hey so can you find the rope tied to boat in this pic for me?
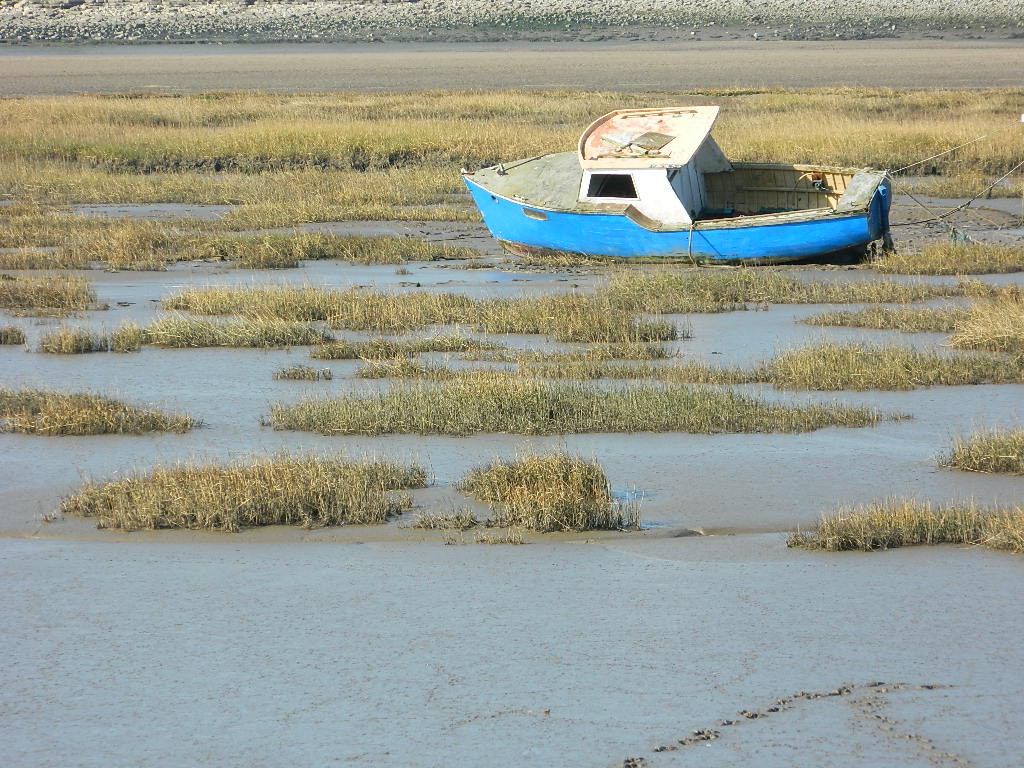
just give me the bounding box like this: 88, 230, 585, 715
890, 135, 989, 175
889, 157, 1024, 228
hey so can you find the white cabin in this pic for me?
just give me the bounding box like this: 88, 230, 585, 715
576, 106, 733, 226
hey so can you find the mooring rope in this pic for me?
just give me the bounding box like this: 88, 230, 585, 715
890, 157, 1024, 228
890, 135, 989, 175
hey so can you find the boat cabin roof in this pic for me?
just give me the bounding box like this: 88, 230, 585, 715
578, 106, 720, 169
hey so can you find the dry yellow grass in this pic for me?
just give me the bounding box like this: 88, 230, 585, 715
0, 248, 89, 270
144, 315, 332, 348
268, 374, 891, 435
764, 342, 1024, 390
0, 324, 27, 344
457, 452, 637, 532
1, 89, 1018, 176
943, 428, 1024, 475
872, 243, 1024, 276
603, 270, 965, 314
311, 334, 497, 360
61, 454, 427, 531
0, 273, 97, 313
354, 342, 1022, 392
949, 294, 1024, 355
1, 89, 1020, 230
273, 364, 333, 381
164, 285, 678, 343
37, 327, 110, 354
0, 388, 196, 435
789, 498, 1024, 553
803, 306, 967, 333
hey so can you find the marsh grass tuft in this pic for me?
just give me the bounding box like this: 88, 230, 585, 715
806, 295, 1024, 354
406, 508, 479, 531
0, 388, 196, 436
37, 326, 110, 354
949, 294, 1024, 355
803, 306, 967, 333
311, 334, 497, 360
603, 270, 963, 314
356, 358, 755, 385
274, 364, 333, 381
269, 375, 890, 436
0, 325, 26, 344
194, 233, 474, 269
165, 285, 678, 343
0, 248, 89, 270
943, 428, 1024, 475
764, 342, 1024, 390
61, 219, 180, 271
464, 342, 675, 363
788, 499, 1024, 554
457, 453, 635, 532
872, 243, 1024, 276
60, 454, 428, 531
145, 314, 332, 348
473, 527, 526, 545
0, 273, 97, 313
110, 322, 148, 352
295, 235, 478, 264
356, 358, 458, 380
164, 271, 982, 348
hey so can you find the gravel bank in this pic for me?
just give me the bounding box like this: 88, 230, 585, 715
1, 0, 1022, 44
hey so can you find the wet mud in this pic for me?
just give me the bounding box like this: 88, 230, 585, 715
2, 537, 1021, 767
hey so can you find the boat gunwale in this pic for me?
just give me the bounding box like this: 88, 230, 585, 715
463, 173, 874, 233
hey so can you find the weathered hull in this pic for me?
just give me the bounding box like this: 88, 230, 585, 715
464, 175, 891, 263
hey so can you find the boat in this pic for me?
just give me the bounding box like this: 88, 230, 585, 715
462, 106, 893, 263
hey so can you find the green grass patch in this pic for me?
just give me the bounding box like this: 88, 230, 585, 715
145, 315, 332, 348
61, 454, 427, 531
268, 376, 892, 436
764, 342, 1024, 390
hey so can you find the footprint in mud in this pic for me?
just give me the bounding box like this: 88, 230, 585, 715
848, 690, 970, 768
646, 681, 956, 758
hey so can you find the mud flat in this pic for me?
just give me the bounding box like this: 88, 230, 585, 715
2, 536, 1023, 767
2, 39, 1024, 94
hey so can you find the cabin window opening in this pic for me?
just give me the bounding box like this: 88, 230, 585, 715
587, 173, 638, 199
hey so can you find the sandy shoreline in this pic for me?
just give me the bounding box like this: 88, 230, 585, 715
2, 38, 1022, 93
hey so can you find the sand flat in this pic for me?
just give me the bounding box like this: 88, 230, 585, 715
1, 40, 1022, 94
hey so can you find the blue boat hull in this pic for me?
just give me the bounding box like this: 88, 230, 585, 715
465, 176, 891, 263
